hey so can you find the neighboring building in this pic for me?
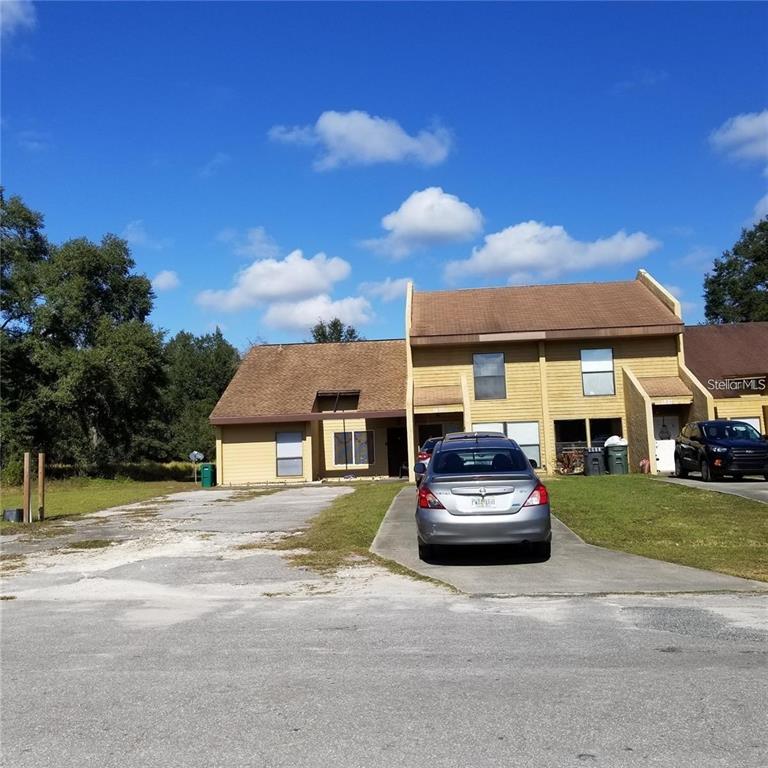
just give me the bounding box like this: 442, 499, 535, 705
210, 340, 407, 485
211, 270, 759, 484
683, 322, 768, 434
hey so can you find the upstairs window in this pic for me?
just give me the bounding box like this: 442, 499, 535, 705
473, 352, 506, 400
581, 348, 615, 396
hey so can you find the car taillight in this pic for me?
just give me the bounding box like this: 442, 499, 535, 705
523, 483, 549, 507
418, 485, 445, 509
417, 451, 430, 461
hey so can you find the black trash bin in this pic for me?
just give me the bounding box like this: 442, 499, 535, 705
583, 448, 606, 476
3, 508, 23, 523
605, 445, 629, 475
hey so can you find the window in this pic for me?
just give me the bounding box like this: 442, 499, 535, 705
472, 421, 541, 467
334, 430, 375, 465
432, 447, 529, 475
581, 348, 615, 396
276, 432, 303, 477
473, 353, 506, 400
588, 418, 622, 447
354, 431, 375, 464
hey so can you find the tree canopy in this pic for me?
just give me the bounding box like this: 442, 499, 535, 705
1, 190, 239, 479
704, 218, 768, 323
310, 317, 363, 342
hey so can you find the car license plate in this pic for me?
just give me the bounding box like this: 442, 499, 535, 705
471, 496, 496, 508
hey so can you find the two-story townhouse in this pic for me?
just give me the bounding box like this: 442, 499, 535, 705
403, 270, 710, 478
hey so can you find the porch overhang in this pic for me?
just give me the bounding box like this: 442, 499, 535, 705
637, 376, 693, 405
413, 385, 464, 415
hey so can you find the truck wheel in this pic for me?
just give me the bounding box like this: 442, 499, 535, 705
674, 456, 688, 478
700, 460, 712, 482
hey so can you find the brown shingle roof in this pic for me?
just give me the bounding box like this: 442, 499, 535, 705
411, 279, 682, 341
638, 376, 692, 398
211, 339, 406, 423
414, 385, 463, 407
684, 323, 768, 399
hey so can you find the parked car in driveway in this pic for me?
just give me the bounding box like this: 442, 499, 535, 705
415, 437, 442, 485
413, 434, 551, 561
675, 419, 768, 481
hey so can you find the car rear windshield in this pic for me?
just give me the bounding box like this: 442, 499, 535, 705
432, 448, 529, 474
703, 422, 762, 441
421, 438, 441, 451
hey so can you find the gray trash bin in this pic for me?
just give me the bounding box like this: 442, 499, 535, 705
3, 508, 23, 523
583, 448, 606, 476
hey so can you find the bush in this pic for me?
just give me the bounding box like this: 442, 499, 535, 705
1, 457, 24, 486
44, 461, 201, 482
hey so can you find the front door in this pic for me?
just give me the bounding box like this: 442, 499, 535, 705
386, 427, 407, 477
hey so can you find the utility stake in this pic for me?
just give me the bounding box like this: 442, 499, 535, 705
38, 452, 46, 521
23, 452, 32, 524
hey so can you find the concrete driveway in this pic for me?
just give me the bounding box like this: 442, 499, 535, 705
661, 475, 768, 504
372, 487, 768, 595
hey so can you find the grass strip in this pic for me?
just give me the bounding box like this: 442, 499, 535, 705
549, 475, 768, 582
273, 482, 407, 572
1, 478, 195, 532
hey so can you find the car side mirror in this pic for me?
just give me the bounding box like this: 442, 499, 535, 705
529, 458, 538, 468
414, 462, 427, 475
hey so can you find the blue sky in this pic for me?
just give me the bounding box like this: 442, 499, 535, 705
3, 1, 767, 349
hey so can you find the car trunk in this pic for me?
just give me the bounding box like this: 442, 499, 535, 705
430, 474, 537, 515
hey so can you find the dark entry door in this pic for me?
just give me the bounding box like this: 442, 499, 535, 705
386, 427, 408, 477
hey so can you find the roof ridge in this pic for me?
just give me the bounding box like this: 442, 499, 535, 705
414, 279, 639, 297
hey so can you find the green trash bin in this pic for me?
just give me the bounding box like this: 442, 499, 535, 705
604, 445, 628, 475
200, 463, 216, 488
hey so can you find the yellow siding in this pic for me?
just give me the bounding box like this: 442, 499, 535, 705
219, 422, 312, 485
319, 417, 401, 478
714, 397, 768, 432
623, 368, 656, 473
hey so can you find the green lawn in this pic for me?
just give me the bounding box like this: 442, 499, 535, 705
275, 481, 407, 572
1, 477, 196, 532
548, 475, 768, 582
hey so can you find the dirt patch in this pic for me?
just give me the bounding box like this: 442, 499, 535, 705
67, 539, 114, 550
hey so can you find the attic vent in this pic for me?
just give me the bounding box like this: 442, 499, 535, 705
314, 390, 360, 412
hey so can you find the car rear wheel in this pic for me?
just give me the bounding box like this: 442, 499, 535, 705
532, 540, 551, 560
418, 540, 435, 563
674, 455, 688, 478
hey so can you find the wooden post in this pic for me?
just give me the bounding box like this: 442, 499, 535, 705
22, 452, 32, 524
38, 452, 46, 522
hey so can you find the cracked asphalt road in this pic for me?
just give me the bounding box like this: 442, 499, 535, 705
2, 486, 766, 767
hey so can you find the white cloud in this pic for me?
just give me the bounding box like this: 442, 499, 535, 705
269, 110, 451, 170
359, 277, 411, 302
673, 246, 716, 270
151, 270, 180, 292
709, 110, 768, 164
445, 221, 661, 283
233, 227, 279, 259
196, 249, 351, 312
263, 294, 372, 331
1, 0, 36, 38
363, 187, 483, 259
120, 220, 171, 250
753, 192, 768, 222
199, 151, 231, 178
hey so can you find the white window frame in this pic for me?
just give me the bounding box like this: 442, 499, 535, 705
276, 432, 303, 477
473, 352, 507, 400
333, 430, 375, 466
580, 348, 615, 397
